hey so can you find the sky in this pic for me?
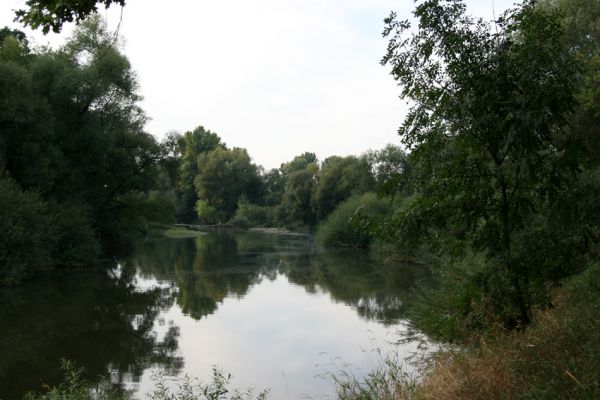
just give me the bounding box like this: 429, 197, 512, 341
1, 0, 516, 169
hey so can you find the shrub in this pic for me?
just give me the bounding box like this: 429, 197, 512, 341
316, 192, 391, 248
195, 199, 224, 225
229, 197, 268, 228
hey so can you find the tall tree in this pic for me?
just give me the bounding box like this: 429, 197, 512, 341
382, 0, 579, 327
178, 126, 223, 222
194, 147, 262, 220
313, 155, 375, 220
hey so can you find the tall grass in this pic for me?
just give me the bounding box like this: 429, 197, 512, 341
333, 263, 600, 400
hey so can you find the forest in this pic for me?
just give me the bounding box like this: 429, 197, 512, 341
1, 0, 599, 398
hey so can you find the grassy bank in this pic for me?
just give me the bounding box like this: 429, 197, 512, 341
335, 263, 600, 400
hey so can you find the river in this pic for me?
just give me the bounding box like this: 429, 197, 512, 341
0, 230, 425, 399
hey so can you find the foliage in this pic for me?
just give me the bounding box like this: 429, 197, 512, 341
279, 152, 317, 176
178, 127, 224, 223
228, 197, 269, 229
149, 368, 269, 400
0, 177, 53, 285
0, 27, 28, 48
381, 0, 583, 328
15, 0, 126, 34
316, 193, 391, 248
23, 362, 268, 400
0, 16, 168, 283
194, 147, 263, 220
313, 156, 375, 220
330, 349, 417, 400
364, 144, 411, 193
195, 199, 224, 225
278, 164, 319, 227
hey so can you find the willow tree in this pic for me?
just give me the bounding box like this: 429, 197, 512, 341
382, 0, 579, 328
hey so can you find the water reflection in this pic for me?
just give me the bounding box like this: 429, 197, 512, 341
0, 265, 182, 399
0, 230, 424, 399
132, 231, 422, 325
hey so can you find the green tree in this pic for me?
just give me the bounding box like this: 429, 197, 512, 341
280, 152, 318, 176
279, 161, 319, 227
194, 147, 262, 220
0, 16, 168, 282
15, 0, 126, 34
364, 144, 411, 193
382, 0, 580, 328
313, 155, 375, 220
178, 126, 223, 222
261, 168, 285, 206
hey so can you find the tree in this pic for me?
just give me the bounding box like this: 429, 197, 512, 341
0, 27, 28, 48
364, 144, 411, 193
178, 126, 223, 222
313, 155, 375, 220
280, 152, 318, 176
194, 147, 262, 220
15, 0, 126, 34
382, 0, 579, 327
0, 16, 167, 283
279, 158, 319, 227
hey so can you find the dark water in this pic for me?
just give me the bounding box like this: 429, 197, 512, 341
0, 230, 424, 399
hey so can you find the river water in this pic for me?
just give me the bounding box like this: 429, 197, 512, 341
0, 230, 425, 399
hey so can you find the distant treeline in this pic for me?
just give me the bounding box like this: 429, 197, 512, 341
160, 125, 408, 233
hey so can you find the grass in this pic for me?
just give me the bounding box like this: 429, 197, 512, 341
163, 226, 206, 239
333, 263, 600, 400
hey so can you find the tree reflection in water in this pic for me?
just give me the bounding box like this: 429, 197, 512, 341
132, 231, 425, 324
0, 230, 425, 399
0, 264, 182, 399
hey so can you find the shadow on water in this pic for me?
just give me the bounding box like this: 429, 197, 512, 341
0, 230, 425, 399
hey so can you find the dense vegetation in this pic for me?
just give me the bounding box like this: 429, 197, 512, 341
2, 0, 600, 398
0, 15, 405, 285
0, 17, 174, 285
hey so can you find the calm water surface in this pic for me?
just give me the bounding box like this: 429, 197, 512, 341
0, 230, 425, 399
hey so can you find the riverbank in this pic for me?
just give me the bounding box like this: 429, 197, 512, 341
335, 263, 600, 399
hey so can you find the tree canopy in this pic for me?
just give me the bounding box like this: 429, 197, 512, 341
15, 0, 126, 34
380, 0, 586, 328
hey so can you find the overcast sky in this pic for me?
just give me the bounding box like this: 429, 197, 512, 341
1, 0, 516, 169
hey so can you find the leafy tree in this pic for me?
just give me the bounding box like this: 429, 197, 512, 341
381, 0, 580, 328
0, 16, 168, 283
194, 147, 262, 220
0, 27, 28, 48
15, 0, 126, 34
261, 168, 285, 206
313, 155, 375, 220
280, 152, 318, 176
364, 144, 411, 193
279, 161, 319, 227
178, 126, 223, 222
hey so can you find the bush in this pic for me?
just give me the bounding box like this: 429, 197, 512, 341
0, 177, 54, 285
229, 197, 268, 228
195, 199, 225, 225
316, 192, 391, 248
